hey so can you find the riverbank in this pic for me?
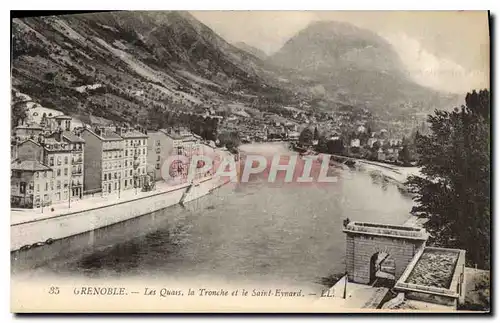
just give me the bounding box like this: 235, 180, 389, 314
11, 175, 232, 252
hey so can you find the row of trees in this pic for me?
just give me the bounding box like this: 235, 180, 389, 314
146, 106, 219, 142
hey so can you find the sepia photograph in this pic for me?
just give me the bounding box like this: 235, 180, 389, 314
9, 8, 491, 313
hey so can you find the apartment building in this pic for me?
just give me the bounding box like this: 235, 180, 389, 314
121, 130, 148, 191
146, 130, 174, 181
15, 136, 73, 205
62, 131, 85, 199
146, 128, 205, 182
80, 127, 124, 196
42, 137, 73, 203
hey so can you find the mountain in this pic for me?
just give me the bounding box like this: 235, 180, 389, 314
268, 20, 460, 117
11, 11, 296, 127
233, 42, 267, 60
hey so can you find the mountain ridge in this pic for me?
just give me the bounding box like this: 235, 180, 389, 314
268, 20, 461, 117
11, 11, 299, 127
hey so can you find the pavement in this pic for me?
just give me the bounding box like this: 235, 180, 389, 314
10, 179, 193, 226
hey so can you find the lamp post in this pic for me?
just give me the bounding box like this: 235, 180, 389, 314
68, 177, 72, 209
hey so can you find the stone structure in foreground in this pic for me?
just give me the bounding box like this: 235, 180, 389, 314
342, 221, 466, 310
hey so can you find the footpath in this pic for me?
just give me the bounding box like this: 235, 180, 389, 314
10, 179, 193, 226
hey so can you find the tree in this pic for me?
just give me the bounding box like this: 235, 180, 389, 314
399, 137, 412, 166
326, 139, 344, 154
313, 126, 319, 141
11, 93, 27, 129
299, 127, 313, 146
406, 89, 490, 269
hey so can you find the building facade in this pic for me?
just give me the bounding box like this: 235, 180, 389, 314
62, 131, 85, 199
41, 137, 73, 204
146, 130, 174, 181
121, 130, 148, 191
11, 159, 53, 209
81, 127, 124, 196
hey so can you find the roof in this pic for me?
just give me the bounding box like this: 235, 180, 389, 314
121, 130, 148, 138
18, 139, 42, 147
62, 131, 85, 143
158, 129, 194, 140
11, 159, 51, 172
100, 131, 122, 141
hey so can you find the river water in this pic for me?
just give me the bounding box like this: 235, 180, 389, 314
11, 142, 415, 291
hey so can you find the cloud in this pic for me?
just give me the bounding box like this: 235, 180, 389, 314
381, 32, 488, 94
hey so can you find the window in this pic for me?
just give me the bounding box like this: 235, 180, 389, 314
104, 173, 107, 181
125, 150, 128, 157
156, 140, 160, 146
156, 163, 160, 170
156, 148, 161, 154
114, 172, 117, 179
43, 171, 47, 178
142, 139, 145, 145
130, 170, 132, 176
45, 182, 48, 190
64, 156, 68, 164
125, 160, 128, 167
36, 184, 39, 192
115, 182, 117, 190
57, 169, 61, 176
50, 181, 54, 191
35, 172, 39, 179
64, 168, 68, 176
143, 148, 145, 155
57, 157, 61, 165
157, 155, 160, 161
56, 181, 61, 189
49, 157, 54, 166
125, 180, 127, 187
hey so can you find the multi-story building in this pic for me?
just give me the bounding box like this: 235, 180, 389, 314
146, 130, 174, 181
11, 159, 53, 209
15, 136, 73, 205
120, 129, 148, 191
41, 137, 73, 203
146, 128, 205, 182
62, 131, 85, 199
80, 127, 124, 196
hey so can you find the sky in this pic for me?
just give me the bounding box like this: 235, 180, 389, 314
190, 11, 490, 94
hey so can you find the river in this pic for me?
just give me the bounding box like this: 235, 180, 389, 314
11, 142, 416, 292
